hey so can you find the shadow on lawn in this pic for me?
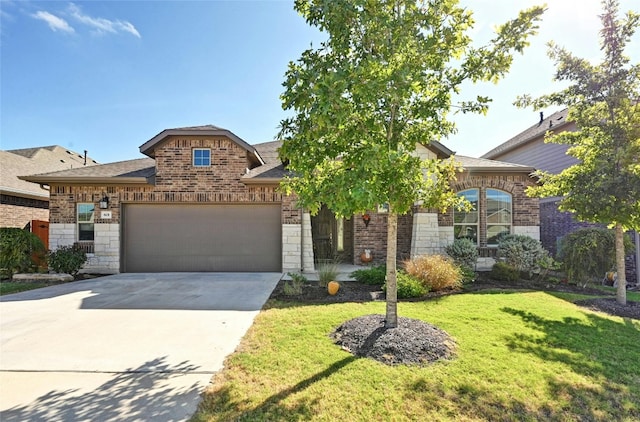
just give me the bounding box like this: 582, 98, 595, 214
500, 307, 640, 420
196, 356, 358, 420
1, 358, 202, 422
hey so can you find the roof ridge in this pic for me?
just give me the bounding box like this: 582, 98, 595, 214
481, 108, 569, 159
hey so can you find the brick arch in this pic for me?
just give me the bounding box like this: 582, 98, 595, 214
451, 178, 518, 194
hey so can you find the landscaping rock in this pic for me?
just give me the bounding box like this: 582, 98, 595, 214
12, 273, 73, 283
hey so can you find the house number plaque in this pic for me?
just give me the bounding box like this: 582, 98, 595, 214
100, 211, 112, 219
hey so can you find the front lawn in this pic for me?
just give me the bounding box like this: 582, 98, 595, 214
0, 282, 51, 296
192, 291, 640, 421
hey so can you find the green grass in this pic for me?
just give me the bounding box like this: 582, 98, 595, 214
192, 292, 640, 421
0, 282, 51, 295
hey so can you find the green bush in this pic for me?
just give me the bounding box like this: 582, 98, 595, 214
404, 254, 462, 291
445, 238, 478, 270
0, 228, 46, 279
350, 265, 386, 286
559, 227, 634, 284
490, 261, 520, 282
48, 245, 87, 276
497, 234, 547, 276
384, 272, 428, 299
459, 266, 476, 284
283, 272, 307, 296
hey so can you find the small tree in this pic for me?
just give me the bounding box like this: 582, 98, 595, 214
559, 227, 634, 285
279, 0, 544, 327
517, 0, 640, 304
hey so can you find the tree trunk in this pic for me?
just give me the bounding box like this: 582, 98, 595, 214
385, 211, 398, 328
615, 223, 627, 305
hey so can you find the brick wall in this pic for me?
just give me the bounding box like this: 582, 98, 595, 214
353, 211, 413, 264
439, 173, 539, 247
540, 199, 599, 256
0, 195, 49, 228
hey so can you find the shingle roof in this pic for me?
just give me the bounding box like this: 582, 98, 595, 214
481, 109, 570, 159
253, 140, 282, 164
454, 155, 535, 173
1, 146, 99, 199
20, 158, 156, 184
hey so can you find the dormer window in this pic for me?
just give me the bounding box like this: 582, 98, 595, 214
193, 148, 211, 167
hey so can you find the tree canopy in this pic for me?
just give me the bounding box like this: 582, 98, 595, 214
517, 0, 639, 303
278, 0, 544, 326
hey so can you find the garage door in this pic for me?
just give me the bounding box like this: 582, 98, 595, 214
122, 204, 281, 272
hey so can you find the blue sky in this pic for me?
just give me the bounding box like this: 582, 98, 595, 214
1, 0, 638, 164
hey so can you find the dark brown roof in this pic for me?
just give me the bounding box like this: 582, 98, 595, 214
482, 109, 570, 159
20, 158, 155, 185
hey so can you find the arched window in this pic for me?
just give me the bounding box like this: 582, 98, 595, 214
454, 189, 478, 245
486, 189, 512, 245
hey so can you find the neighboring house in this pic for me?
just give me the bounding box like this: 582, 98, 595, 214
21, 125, 539, 274
482, 109, 638, 284
0, 146, 98, 233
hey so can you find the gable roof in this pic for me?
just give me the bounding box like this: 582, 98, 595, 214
454, 155, 535, 173
19, 158, 155, 185
1, 146, 99, 199
481, 109, 571, 159
139, 125, 265, 166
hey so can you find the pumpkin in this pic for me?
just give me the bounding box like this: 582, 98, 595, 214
327, 281, 340, 295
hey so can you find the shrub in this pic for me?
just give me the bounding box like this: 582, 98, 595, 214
404, 254, 462, 292
384, 272, 428, 299
283, 272, 307, 296
459, 266, 476, 284
497, 234, 547, 276
0, 228, 46, 279
350, 265, 386, 286
317, 261, 339, 287
445, 238, 478, 270
559, 227, 634, 284
490, 261, 520, 282
48, 245, 87, 276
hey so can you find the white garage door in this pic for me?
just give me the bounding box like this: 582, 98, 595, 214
122, 204, 281, 272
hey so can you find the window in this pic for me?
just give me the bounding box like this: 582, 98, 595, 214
77, 203, 95, 241
193, 148, 211, 167
454, 189, 479, 245
486, 189, 512, 245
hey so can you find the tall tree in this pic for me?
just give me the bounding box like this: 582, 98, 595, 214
517, 0, 640, 305
278, 0, 544, 327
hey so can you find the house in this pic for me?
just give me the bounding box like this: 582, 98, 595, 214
482, 109, 638, 284
21, 125, 539, 274
1, 146, 98, 246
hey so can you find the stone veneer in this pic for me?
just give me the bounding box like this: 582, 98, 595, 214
410, 212, 440, 257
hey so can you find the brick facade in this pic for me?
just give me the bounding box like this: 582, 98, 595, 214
0, 195, 49, 228
46, 134, 298, 273
349, 173, 539, 266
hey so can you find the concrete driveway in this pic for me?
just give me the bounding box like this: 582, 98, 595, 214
0, 272, 281, 421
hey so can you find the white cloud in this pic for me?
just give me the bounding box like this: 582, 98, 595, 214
68, 3, 140, 38
31, 11, 75, 33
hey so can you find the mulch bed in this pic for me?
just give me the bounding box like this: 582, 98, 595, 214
270, 274, 639, 366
